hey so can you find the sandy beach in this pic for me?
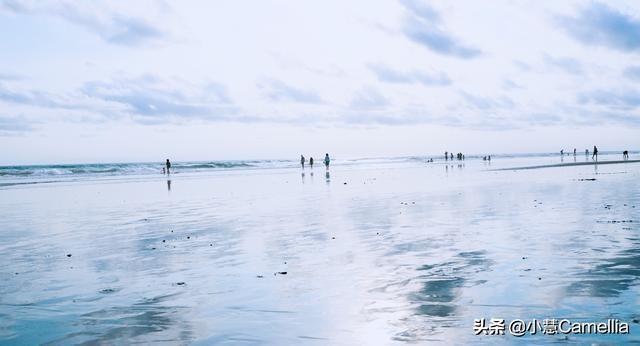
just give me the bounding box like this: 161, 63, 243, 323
1, 155, 639, 344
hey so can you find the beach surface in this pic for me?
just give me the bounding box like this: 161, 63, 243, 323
1, 154, 639, 344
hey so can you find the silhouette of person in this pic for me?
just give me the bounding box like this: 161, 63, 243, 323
166, 159, 171, 174
592, 146, 598, 160
309, 157, 314, 168
445, 151, 448, 161
300, 155, 305, 169
573, 148, 576, 156
324, 153, 330, 170
623, 150, 629, 160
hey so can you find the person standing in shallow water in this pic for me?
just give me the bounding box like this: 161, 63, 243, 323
165, 159, 171, 174
300, 155, 305, 169
324, 153, 330, 170
309, 157, 314, 168
592, 146, 598, 161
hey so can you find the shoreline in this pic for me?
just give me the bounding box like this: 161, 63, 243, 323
492, 159, 640, 171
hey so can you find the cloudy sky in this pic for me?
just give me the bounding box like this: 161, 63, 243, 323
1, 0, 639, 164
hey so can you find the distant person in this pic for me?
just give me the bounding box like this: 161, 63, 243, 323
450, 153, 453, 160
445, 151, 448, 161
165, 159, 171, 174
592, 146, 598, 160
488, 155, 491, 161
560, 149, 564, 156
623, 150, 629, 160
300, 155, 305, 169
585, 149, 589, 156
573, 148, 576, 156
324, 153, 330, 170
309, 157, 314, 168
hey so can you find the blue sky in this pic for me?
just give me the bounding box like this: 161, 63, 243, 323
1, 0, 639, 164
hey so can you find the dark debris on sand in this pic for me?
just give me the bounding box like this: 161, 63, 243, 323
597, 220, 634, 224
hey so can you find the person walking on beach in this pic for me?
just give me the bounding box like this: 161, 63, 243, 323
309, 157, 314, 168
165, 159, 171, 174
300, 155, 305, 169
445, 151, 448, 161
592, 146, 598, 161
623, 150, 629, 160
324, 153, 330, 170
573, 148, 576, 156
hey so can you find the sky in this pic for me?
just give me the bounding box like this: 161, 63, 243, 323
1, 0, 640, 165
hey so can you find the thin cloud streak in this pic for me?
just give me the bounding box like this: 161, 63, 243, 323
0, 0, 167, 47
556, 2, 640, 52
399, 0, 480, 58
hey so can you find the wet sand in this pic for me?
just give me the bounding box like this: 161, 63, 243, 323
1, 157, 639, 344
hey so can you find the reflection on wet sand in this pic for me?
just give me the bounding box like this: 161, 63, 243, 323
567, 245, 640, 298
49, 294, 194, 345
414, 252, 490, 313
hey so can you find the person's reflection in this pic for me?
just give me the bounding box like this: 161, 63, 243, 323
325, 171, 330, 184
301, 171, 305, 184
167, 179, 171, 191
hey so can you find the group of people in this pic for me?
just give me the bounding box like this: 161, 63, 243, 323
301, 153, 331, 170
444, 151, 465, 161
164, 145, 632, 175
560, 146, 600, 160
